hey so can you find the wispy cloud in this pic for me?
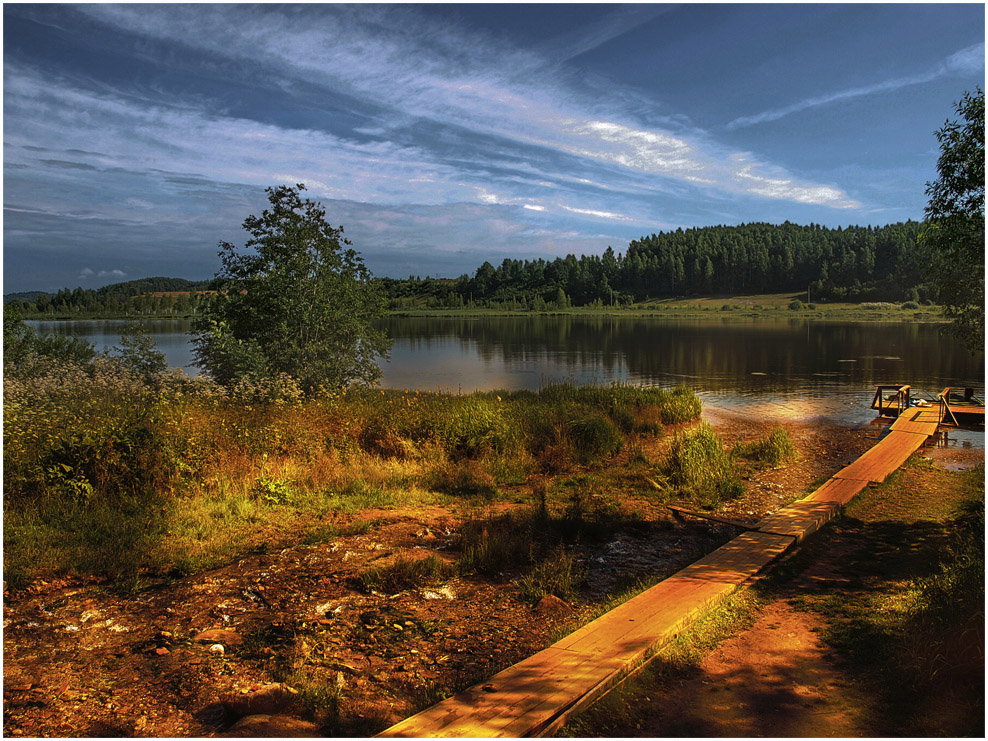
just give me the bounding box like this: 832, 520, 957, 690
69, 4, 859, 212
727, 42, 985, 130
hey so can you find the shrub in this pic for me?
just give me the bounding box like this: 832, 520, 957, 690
901, 301, 920, 310
658, 386, 702, 424
566, 413, 623, 463
788, 299, 805, 311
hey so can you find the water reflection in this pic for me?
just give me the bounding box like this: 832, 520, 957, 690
28, 315, 984, 433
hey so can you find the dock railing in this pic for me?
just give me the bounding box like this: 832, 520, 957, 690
871, 384, 911, 418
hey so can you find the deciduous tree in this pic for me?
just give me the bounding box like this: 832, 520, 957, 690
921, 89, 985, 352
194, 184, 392, 390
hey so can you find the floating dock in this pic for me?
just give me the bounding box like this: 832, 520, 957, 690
378, 397, 950, 738
871, 384, 984, 428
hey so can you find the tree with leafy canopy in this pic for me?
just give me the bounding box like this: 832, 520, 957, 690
193, 184, 392, 390
921, 88, 984, 353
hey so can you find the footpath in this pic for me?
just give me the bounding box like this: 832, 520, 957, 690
378, 408, 939, 738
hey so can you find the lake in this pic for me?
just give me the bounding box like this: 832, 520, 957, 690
27, 316, 985, 434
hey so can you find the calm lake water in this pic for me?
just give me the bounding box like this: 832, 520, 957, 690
28, 316, 985, 436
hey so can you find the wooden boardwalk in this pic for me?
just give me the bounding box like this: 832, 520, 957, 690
378, 412, 941, 738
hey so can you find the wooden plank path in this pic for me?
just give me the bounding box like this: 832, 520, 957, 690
378, 413, 941, 738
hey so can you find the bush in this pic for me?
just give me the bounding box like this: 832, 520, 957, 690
788, 299, 805, 311
901, 301, 920, 310
566, 413, 623, 463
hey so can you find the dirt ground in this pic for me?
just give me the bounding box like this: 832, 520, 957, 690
626, 600, 869, 737
2, 410, 979, 737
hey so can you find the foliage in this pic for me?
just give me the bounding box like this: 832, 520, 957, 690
114, 322, 168, 383
3, 374, 700, 587
194, 184, 392, 390
3, 309, 96, 365
921, 88, 985, 353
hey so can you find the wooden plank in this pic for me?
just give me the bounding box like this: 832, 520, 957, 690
382, 576, 739, 738
668, 505, 753, 529
756, 500, 842, 541
889, 406, 941, 434
834, 431, 926, 483
553, 575, 737, 656
675, 531, 794, 583
803, 477, 868, 505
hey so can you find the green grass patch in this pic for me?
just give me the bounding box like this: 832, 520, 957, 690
732, 426, 797, 467
665, 421, 742, 508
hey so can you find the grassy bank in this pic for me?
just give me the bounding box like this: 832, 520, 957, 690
21, 293, 946, 322
7, 350, 791, 593
385, 292, 943, 320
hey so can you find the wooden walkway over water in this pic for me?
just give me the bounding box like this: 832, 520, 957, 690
379, 411, 943, 738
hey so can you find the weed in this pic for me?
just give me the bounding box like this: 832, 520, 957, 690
458, 515, 536, 575
516, 548, 581, 604
427, 458, 498, 500
732, 426, 797, 467
252, 475, 296, 505
358, 554, 456, 594
665, 422, 742, 507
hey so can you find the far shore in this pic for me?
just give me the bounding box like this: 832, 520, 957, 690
21, 292, 948, 323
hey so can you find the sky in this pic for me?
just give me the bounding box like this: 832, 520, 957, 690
3, 3, 985, 293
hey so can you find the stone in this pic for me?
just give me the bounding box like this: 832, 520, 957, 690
194, 629, 243, 646
223, 714, 320, 737
534, 594, 573, 616
223, 684, 298, 720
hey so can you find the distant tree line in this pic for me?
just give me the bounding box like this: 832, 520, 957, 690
382, 220, 929, 310
8, 220, 932, 317
5, 277, 214, 317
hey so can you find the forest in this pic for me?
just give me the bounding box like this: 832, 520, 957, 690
383, 221, 928, 310
6, 220, 929, 317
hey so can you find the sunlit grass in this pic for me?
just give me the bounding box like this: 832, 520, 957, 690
4, 367, 705, 586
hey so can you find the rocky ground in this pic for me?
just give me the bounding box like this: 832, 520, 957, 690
4, 410, 974, 738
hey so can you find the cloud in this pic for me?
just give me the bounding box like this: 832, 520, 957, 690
727, 42, 985, 130
562, 205, 632, 221
79, 268, 126, 281
66, 4, 859, 212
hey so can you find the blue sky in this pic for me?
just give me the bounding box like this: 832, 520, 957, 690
3, 3, 984, 292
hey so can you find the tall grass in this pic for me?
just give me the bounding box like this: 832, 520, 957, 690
732, 426, 797, 466
4, 360, 703, 587
665, 422, 743, 508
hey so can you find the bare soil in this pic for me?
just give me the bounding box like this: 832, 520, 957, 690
627, 600, 869, 737
2, 412, 977, 737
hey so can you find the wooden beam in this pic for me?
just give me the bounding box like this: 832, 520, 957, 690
667, 505, 753, 529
